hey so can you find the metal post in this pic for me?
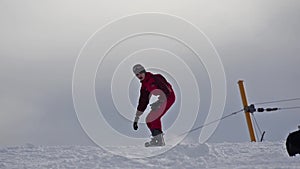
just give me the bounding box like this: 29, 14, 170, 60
238, 80, 256, 142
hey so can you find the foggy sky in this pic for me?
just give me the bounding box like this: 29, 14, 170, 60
0, 0, 299, 146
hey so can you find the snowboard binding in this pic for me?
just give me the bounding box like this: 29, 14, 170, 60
145, 133, 165, 147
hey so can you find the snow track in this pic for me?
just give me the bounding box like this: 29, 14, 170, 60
0, 142, 299, 169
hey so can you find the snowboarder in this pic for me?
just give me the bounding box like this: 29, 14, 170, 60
132, 64, 176, 147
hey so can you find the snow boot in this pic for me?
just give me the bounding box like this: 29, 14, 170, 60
145, 133, 165, 147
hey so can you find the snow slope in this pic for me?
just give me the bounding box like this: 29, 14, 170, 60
0, 142, 299, 169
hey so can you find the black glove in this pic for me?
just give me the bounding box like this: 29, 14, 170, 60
133, 115, 140, 131
133, 122, 138, 130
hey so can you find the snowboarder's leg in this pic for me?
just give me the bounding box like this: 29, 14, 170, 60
145, 110, 165, 147
145, 94, 175, 147
146, 93, 175, 132
146, 114, 162, 131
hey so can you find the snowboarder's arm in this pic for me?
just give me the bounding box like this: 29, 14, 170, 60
134, 110, 143, 123
137, 87, 150, 112
133, 87, 149, 130
135, 110, 143, 118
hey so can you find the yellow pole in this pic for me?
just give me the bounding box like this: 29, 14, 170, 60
238, 80, 256, 142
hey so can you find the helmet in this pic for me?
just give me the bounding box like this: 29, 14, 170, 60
132, 64, 146, 74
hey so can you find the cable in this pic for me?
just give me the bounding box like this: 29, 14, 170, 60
252, 113, 263, 140
254, 106, 300, 113
171, 104, 299, 140
254, 97, 300, 105
279, 106, 300, 110
177, 109, 244, 137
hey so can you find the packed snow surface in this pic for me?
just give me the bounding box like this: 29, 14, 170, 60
0, 141, 299, 169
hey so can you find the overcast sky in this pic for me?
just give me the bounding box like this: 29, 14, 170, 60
1, 0, 300, 146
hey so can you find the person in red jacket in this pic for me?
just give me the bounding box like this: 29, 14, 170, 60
132, 64, 176, 147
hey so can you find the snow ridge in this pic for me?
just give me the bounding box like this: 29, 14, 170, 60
0, 142, 299, 169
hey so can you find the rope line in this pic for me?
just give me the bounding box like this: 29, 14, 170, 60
177, 109, 244, 137
254, 97, 300, 105
252, 113, 263, 141
170, 100, 300, 140
254, 106, 300, 113
279, 106, 300, 110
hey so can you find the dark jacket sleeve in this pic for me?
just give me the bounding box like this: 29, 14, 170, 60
137, 87, 150, 112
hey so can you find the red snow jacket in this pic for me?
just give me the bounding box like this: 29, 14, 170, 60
137, 72, 174, 112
